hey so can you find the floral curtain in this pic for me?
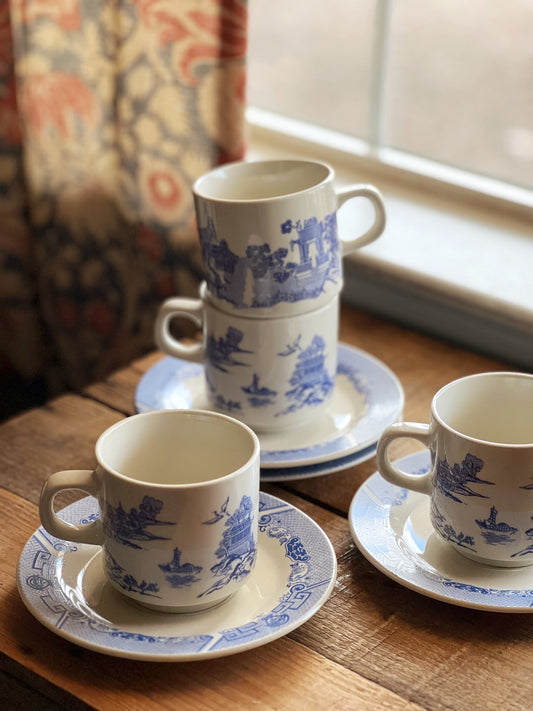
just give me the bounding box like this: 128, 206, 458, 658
0, 0, 247, 404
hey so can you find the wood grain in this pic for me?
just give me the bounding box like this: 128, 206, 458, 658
1, 489, 420, 711
2, 304, 531, 711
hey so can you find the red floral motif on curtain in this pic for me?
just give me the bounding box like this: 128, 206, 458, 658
0, 0, 248, 401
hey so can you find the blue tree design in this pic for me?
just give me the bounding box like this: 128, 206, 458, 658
207, 326, 252, 372
103, 496, 174, 549
435, 453, 493, 503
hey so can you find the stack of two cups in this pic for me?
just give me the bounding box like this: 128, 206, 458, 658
156, 160, 387, 434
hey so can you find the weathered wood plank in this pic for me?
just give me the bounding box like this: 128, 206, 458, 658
1, 489, 420, 711
0, 394, 124, 505
293, 542, 533, 711
2, 303, 531, 711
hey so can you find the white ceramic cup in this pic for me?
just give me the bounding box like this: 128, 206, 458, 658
376, 372, 533, 567
155, 283, 339, 432
39, 409, 260, 612
193, 159, 386, 318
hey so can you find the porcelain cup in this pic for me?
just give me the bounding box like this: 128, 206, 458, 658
193, 159, 386, 318
376, 372, 533, 567
39, 409, 260, 612
155, 283, 338, 432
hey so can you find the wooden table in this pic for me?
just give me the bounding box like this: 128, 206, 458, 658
1, 304, 532, 711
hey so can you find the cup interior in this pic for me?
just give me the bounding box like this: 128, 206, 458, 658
434, 372, 533, 445
193, 160, 330, 201
97, 410, 258, 485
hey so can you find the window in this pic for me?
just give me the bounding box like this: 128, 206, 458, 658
248, 0, 533, 194
246, 1, 533, 368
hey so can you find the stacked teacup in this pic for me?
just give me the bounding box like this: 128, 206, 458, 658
156, 160, 386, 433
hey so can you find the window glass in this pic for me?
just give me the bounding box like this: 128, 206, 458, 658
247, 0, 376, 140
388, 1, 533, 189
248, 0, 533, 191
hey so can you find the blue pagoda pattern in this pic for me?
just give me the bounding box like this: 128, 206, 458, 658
200, 213, 341, 310
206, 330, 334, 419
199, 495, 257, 598
159, 548, 203, 588
277, 335, 334, 416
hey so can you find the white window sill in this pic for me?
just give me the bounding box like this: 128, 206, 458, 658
246, 113, 533, 368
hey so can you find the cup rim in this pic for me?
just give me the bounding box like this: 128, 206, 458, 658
192, 159, 334, 204
95, 409, 260, 488
431, 371, 533, 448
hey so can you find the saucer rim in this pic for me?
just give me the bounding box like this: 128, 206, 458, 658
260, 443, 377, 482
17, 492, 337, 660
135, 342, 404, 469
349, 451, 533, 613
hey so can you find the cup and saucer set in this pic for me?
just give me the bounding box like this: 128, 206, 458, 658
17, 163, 533, 662
142, 159, 402, 481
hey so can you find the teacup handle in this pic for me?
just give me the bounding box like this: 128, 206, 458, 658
39, 469, 104, 544
337, 185, 386, 254
154, 297, 205, 362
376, 422, 433, 494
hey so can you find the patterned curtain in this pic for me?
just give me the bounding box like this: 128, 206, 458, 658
0, 0, 247, 405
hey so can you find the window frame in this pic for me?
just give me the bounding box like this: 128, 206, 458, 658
246, 108, 533, 369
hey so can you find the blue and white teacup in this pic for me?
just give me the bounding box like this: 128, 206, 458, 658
39, 409, 260, 612
193, 159, 386, 318
376, 372, 533, 567
155, 283, 339, 432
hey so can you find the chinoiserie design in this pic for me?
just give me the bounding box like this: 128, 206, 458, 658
105, 550, 161, 598
19, 492, 336, 658
435, 453, 493, 502
159, 549, 203, 588
476, 506, 518, 545
103, 496, 174, 549
277, 334, 334, 416
431, 501, 476, 551
432, 453, 533, 559
200, 214, 341, 310
207, 326, 252, 371
199, 495, 257, 598
206, 330, 334, 418
511, 517, 533, 560
102, 494, 257, 599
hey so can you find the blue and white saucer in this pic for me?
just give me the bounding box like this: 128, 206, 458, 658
349, 451, 533, 612
260, 443, 377, 482
135, 342, 403, 470
18, 492, 337, 661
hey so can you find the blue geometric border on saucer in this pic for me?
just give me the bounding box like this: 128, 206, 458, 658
17, 492, 337, 660
135, 342, 404, 469
349, 450, 533, 612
